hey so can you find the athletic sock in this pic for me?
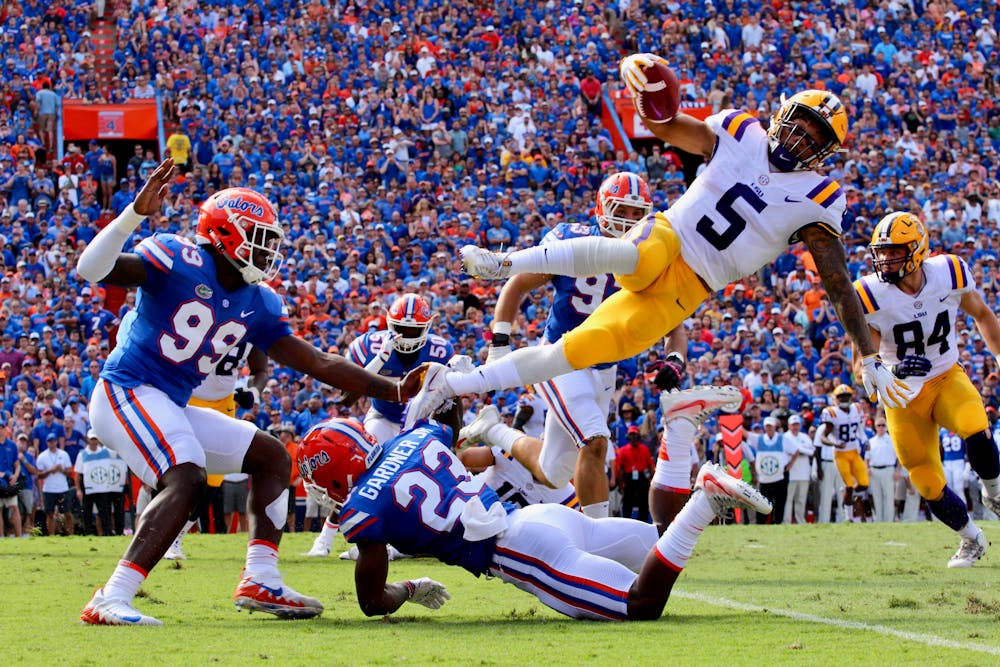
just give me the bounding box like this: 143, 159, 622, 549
484, 423, 523, 453
314, 518, 339, 548
653, 490, 715, 571
927, 486, 972, 532
982, 477, 1000, 499
104, 559, 147, 603
177, 519, 196, 540
244, 539, 280, 579
581, 502, 610, 519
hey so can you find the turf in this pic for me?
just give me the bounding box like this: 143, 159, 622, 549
3, 522, 1000, 666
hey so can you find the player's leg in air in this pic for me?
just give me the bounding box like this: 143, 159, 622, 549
648, 327, 744, 533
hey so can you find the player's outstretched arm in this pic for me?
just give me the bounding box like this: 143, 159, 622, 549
490, 273, 551, 362
77, 158, 176, 286
457, 446, 497, 473
961, 290, 1000, 358
639, 111, 717, 159
354, 540, 406, 616
268, 334, 424, 403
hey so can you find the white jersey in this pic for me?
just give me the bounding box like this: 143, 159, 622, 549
516, 391, 548, 439
474, 446, 578, 509
821, 404, 865, 453
669, 108, 847, 291
855, 254, 973, 394
191, 342, 253, 401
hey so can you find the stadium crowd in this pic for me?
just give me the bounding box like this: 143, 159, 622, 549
2, 0, 1000, 534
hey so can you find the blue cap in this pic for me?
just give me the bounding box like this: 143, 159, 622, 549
45, 433, 57, 440
311, 392, 322, 400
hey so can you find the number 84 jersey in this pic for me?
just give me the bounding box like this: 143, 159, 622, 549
101, 233, 291, 407
854, 254, 973, 394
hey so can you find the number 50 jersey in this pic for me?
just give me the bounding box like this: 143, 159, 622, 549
854, 254, 973, 395
667, 108, 847, 291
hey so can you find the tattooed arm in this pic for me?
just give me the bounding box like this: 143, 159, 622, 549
799, 224, 877, 357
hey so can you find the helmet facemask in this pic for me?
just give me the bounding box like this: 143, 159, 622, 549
870, 242, 919, 284
597, 196, 652, 237
225, 211, 285, 285
389, 321, 432, 354
768, 103, 840, 172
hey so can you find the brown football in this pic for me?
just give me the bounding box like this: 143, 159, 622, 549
634, 61, 680, 123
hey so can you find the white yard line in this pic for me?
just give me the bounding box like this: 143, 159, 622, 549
674, 591, 1000, 657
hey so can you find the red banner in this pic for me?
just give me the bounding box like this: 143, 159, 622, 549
718, 413, 745, 523
62, 101, 158, 140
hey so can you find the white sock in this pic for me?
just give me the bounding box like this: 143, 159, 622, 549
982, 477, 1000, 498
245, 539, 280, 579
447, 342, 574, 394
659, 419, 696, 489
958, 522, 981, 540
484, 423, 523, 453
507, 236, 638, 277
582, 501, 610, 519
104, 559, 147, 603
315, 517, 339, 547
177, 519, 196, 540
653, 491, 715, 571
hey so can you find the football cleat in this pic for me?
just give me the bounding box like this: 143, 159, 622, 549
303, 540, 331, 558
980, 484, 1000, 518
233, 573, 324, 619
695, 463, 773, 516
456, 405, 501, 450
660, 385, 742, 427
402, 363, 455, 430
947, 531, 988, 569
460, 245, 512, 280
163, 537, 186, 561
80, 588, 163, 626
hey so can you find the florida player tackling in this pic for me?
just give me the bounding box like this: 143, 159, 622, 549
75, 160, 426, 625
854, 211, 1000, 567
407, 53, 913, 426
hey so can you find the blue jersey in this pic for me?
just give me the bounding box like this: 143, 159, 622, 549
541, 222, 618, 370
101, 234, 292, 406
346, 330, 453, 424
339, 421, 506, 576
940, 429, 966, 462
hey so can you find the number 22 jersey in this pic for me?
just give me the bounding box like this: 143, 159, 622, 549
667, 108, 847, 291
101, 234, 292, 406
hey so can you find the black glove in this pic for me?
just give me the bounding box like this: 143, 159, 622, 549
652, 352, 687, 391
234, 387, 259, 410
890, 355, 932, 380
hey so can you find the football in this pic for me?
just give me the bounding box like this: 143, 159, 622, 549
633, 61, 680, 123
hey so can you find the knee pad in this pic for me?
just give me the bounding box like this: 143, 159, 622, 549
966, 430, 1000, 480
908, 463, 946, 500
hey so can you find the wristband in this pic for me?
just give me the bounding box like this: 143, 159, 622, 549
403, 580, 416, 599
492, 321, 512, 336
491, 333, 510, 347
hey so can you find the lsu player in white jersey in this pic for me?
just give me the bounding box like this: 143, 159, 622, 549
853, 211, 1000, 567
817, 385, 869, 521
164, 343, 269, 561
75, 161, 427, 625
305, 293, 453, 558
406, 54, 914, 428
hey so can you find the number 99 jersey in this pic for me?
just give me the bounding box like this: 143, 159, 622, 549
854, 254, 973, 395
667, 109, 847, 291
542, 222, 618, 370
101, 234, 291, 407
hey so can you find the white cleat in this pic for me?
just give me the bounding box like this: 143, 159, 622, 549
81, 588, 163, 626
695, 462, 773, 516
303, 540, 331, 558
233, 573, 324, 619
460, 245, 513, 280
457, 405, 501, 450
163, 537, 186, 561
947, 530, 988, 568
660, 385, 743, 427
402, 362, 455, 430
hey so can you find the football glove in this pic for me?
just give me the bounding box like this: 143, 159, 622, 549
233, 387, 260, 410
404, 577, 451, 610
447, 354, 476, 374
619, 53, 669, 96
860, 354, 917, 410
652, 352, 687, 391
890, 354, 932, 379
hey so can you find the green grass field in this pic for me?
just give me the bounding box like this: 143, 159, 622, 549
3, 522, 1000, 666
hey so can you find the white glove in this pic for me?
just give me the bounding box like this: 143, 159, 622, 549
365, 332, 401, 374
860, 354, 917, 410
447, 354, 476, 374
619, 53, 669, 96
304, 482, 336, 513
404, 577, 451, 610
486, 345, 511, 364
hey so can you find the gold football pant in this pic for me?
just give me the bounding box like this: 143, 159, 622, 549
563, 213, 710, 369
834, 450, 868, 488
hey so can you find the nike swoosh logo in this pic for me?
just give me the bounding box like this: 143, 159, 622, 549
675, 400, 707, 411
784, 196, 803, 203
939, 296, 949, 302
250, 580, 283, 597
240, 310, 255, 318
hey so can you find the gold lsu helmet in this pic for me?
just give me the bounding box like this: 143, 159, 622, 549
767, 90, 849, 171
869, 211, 929, 284
832, 384, 854, 401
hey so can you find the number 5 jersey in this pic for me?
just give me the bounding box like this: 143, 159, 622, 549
854, 253, 973, 395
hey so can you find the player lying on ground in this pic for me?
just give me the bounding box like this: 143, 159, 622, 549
405, 55, 914, 428
296, 414, 772, 621
854, 211, 1000, 567
75, 160, 427, 625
